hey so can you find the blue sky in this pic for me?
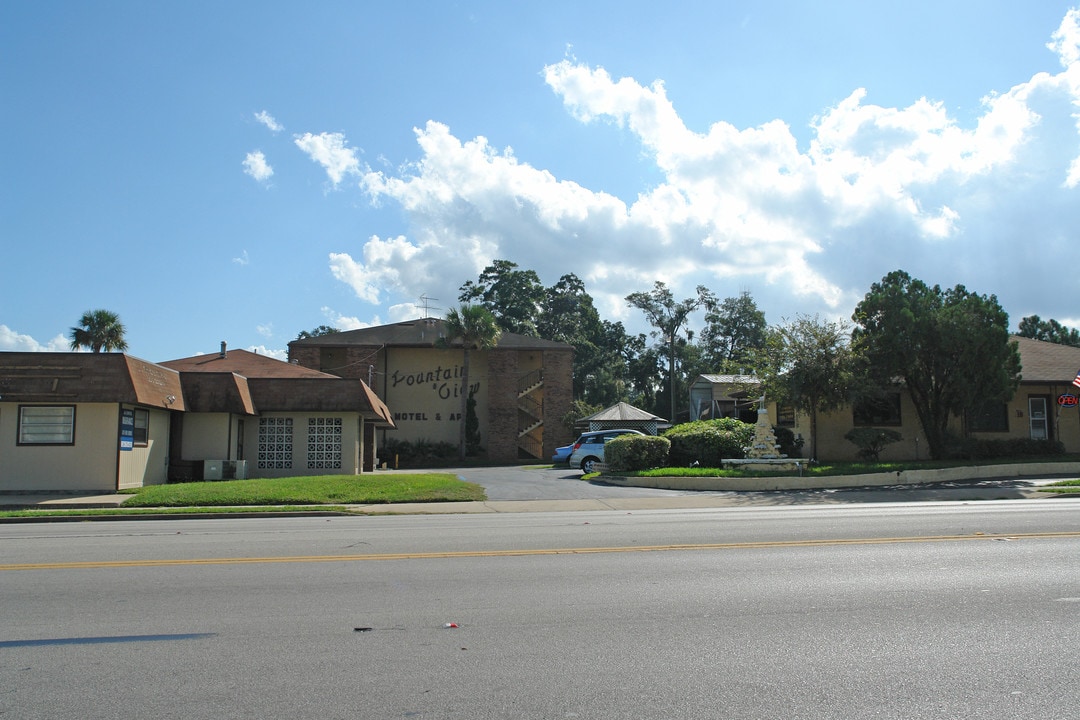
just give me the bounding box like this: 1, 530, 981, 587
4, 1, 1080, 361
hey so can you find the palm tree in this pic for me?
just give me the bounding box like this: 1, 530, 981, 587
69, 309, 129, 353
440, 305, 501, 460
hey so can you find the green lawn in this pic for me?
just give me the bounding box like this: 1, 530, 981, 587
119, 473, 486, 507
1041, 478, 1080, 493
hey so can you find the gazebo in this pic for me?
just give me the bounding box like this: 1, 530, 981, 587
578, 402, 668, 435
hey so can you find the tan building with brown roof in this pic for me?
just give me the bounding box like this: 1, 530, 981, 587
0, 343, 394, 492
787, 335, 1080, 461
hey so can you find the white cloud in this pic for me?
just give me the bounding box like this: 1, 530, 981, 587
324, 11, 1080, 334
233, 249, 250, 266
246, 345, 288, 361
294, 132, 361, 185
256, 323, 273, 338
243, 151, 273, 182
0, 325, 69, 352
255, 110, 283, 133
320, 307, 376, 330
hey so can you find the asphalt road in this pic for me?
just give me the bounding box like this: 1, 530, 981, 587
2, 502, 1078, 719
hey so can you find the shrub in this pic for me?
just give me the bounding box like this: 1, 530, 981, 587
947, 436, 1065, 460
379, 437, 458, 468
773, 426, 804, 458
844, 427, 903, 461
663, 419, 754, 467
606, 434, 671, 472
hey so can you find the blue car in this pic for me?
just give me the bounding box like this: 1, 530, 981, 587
551, 444, 573, 465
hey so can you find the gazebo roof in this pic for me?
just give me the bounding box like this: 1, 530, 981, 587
581, 401, 667, 423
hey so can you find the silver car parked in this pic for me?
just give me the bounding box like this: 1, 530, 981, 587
568, 428, 645, 473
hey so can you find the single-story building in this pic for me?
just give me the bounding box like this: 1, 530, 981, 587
159, 344, 395, 480
0, 344, 394, 493
689, 374, 761, 424
288, 318, 575, 462
692, 336, 1080, 461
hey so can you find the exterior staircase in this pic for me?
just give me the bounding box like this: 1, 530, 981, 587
517, 369, 544, 458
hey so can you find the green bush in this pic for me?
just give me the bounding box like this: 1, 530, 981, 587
605, 434, 671, 472
663, 419, 754, 467
379, 437, 458, 467
948, 436, 1065, 460
773, 426, 804, 458
844, 427, 903, 461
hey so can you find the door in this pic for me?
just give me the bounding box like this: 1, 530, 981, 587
1029, 396, 1049, 440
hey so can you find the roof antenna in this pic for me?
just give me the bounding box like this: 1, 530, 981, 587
418, 294, 440, 322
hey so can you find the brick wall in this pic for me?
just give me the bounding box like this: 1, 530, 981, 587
486, 349, 519, 463
541, 348, 575, 455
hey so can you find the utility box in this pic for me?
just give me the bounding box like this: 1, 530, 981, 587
202, 459, 223, 480
222, 460, 247, 480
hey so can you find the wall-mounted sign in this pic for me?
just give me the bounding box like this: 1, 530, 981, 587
1057, 393, 1078, 407
119, 408, 135, 451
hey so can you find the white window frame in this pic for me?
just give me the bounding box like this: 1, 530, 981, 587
18, 405, 75, 445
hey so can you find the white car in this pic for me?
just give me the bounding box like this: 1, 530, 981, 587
568, 428, 645, 473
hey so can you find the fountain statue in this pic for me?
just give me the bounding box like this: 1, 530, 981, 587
744, 395, 782, 459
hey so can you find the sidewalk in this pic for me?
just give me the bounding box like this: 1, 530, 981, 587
0, 478, 1069, 516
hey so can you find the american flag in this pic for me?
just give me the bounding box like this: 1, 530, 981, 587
1073, 370, 1080, 389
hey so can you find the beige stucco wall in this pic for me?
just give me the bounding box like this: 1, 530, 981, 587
181, 413, 233, 460
246, 412, 361, 479
787, 383, 1080, 461
0, 403, 120, 492
973, 386, 1080, 453
382, 347, 491, 448
800, 392, 932, 462
117, 406, 171, 489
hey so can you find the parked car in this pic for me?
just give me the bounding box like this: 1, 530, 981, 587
551, 443, 574, 465
568, 428, 646, 473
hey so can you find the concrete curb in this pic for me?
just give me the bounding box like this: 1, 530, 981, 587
598, 461, 1080, 492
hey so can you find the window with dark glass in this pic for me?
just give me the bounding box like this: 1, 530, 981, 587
853, 393, 902, 427
133, 408, 149, 446
968, 402, 1009, 433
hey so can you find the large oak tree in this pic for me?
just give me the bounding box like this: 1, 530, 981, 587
852, 270, 1021, 460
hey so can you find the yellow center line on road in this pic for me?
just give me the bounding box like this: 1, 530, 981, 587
3, 531, 1079, 571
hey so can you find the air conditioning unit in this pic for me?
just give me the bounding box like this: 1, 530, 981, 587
202, 459, 223, 481
222, 460, 247, 480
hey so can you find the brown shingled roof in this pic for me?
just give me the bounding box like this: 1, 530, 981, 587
1012, 335, 1080, 384
0, 352, 185, 410
160, 348, 336, 378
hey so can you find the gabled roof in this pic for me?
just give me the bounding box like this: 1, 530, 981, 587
160, 347, 395, 426
694, 374, 760, 385
0, 352, 186, 410
582, 401, 667, 423
178, 372, 256, 415
160, 348, 335, 378
1012, 335, 1080, 384
288, 318, 573, 351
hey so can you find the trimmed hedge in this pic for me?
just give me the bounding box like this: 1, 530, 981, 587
949, 436, 1065, 460
379, 437, 458, 467
605, 434, 671, 472
663, 418, 754, 467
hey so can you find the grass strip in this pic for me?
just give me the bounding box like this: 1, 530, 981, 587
119, 473, 485, 507
0, 506, 353, 519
